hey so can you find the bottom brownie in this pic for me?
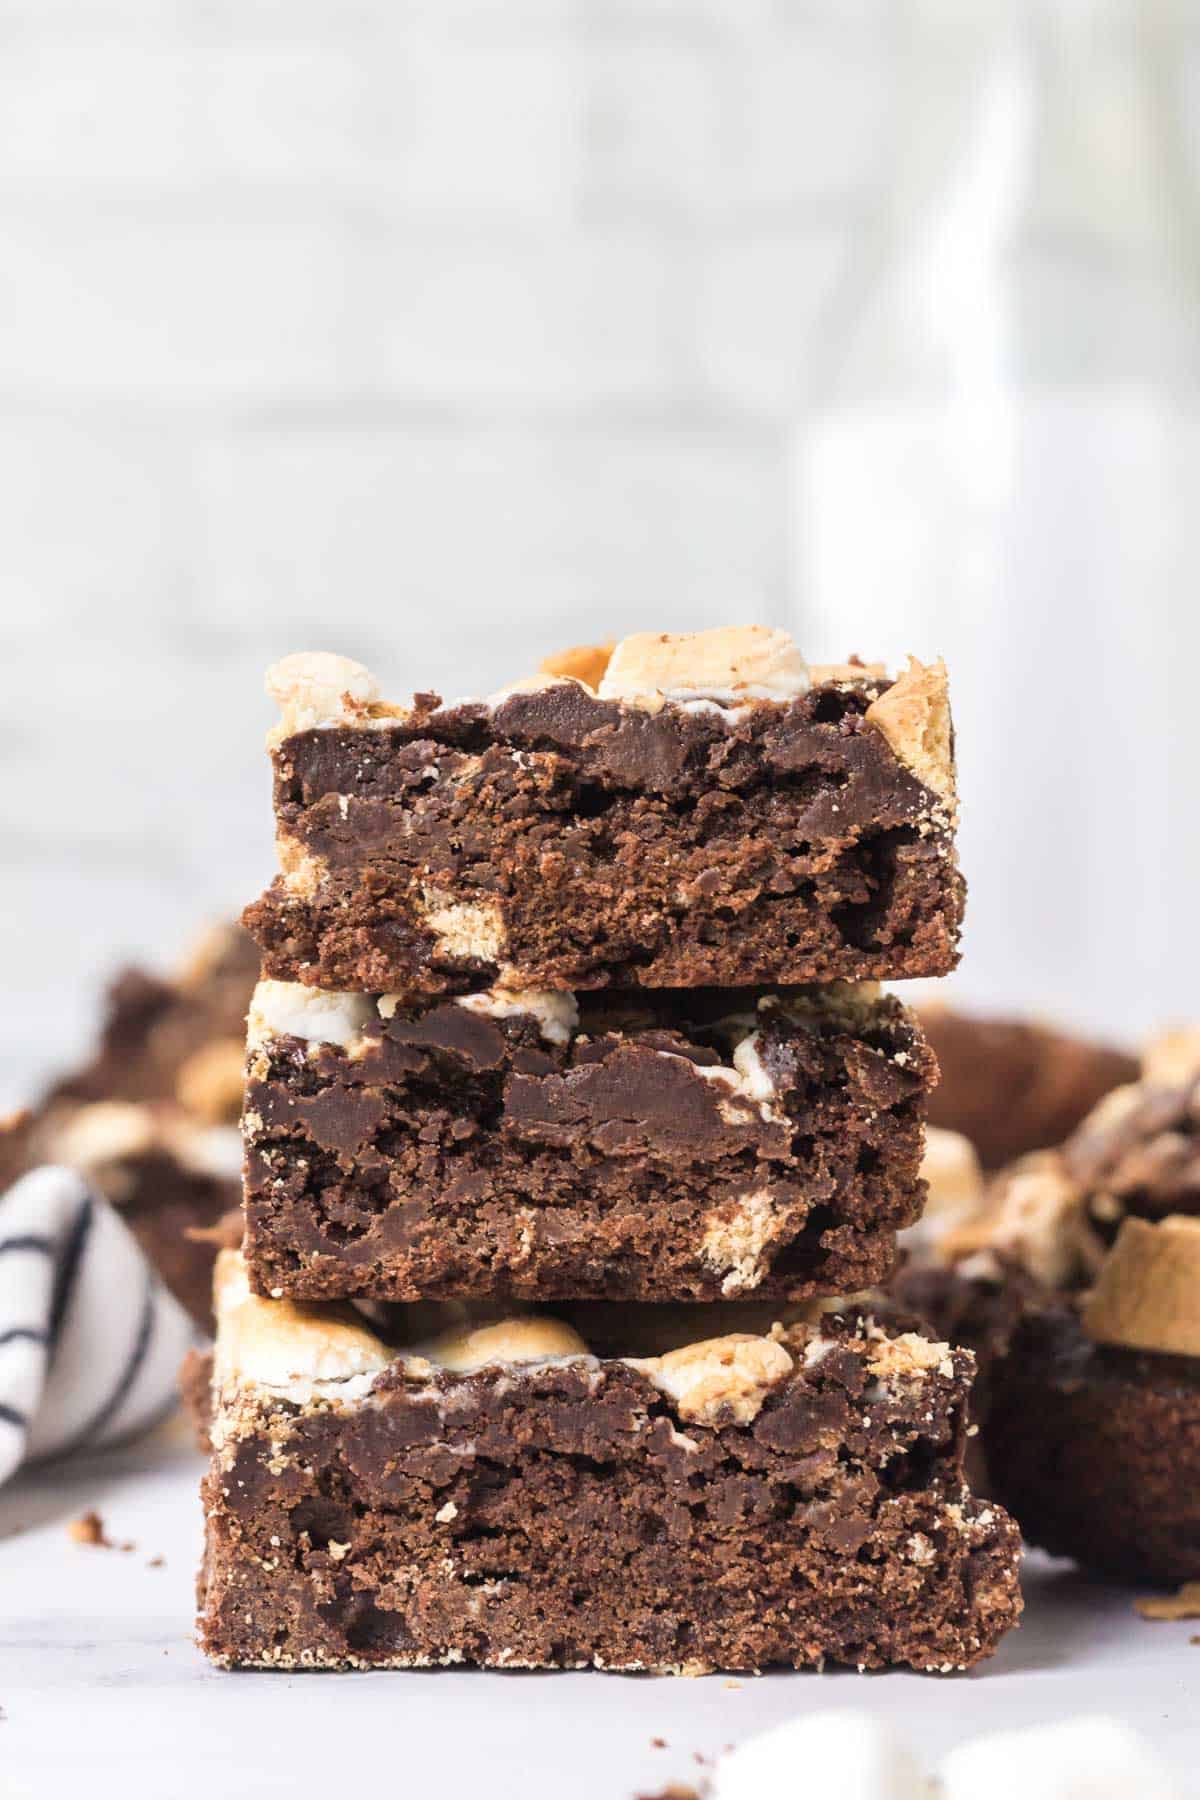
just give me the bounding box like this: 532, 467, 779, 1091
198, 1252, 1021, 1674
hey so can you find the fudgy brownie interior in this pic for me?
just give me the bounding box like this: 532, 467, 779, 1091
198, 1259, 1022, 1674
243, 982, 935, 1305
246, 648, 963, 994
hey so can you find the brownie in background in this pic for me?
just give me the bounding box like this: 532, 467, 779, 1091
921, 1002, 1136, 1170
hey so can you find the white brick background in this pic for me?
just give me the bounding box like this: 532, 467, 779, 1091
3, 0, 1200, 1101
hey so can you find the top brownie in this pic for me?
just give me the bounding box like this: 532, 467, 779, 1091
243, 627, 963, 995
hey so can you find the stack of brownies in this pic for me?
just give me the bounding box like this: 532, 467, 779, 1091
197, 625, 1022, 1673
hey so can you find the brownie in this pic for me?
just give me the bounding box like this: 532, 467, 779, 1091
243, 634, 963, 995
50, 921, 258, 1126
180, 1345, 215, 1453
242, 978, 935, 1305
987, 1306, 1200, 1586
0, 921, 256, 1328
921, 1004, 1136, 1170
2, 1100, 239, 1329
197, 1252, 1021, 1673
946, 1068, 1200, 1296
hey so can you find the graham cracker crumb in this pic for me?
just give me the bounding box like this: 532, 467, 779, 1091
1135, 1581, 1200, 1621
68, 1511, 133, 1552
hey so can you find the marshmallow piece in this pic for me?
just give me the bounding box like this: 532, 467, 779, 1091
175, 1037, 246, 1124
247, 979, 375, 1051
864, 656, 955, 804
597, 626, 810, 709
864, 1325, 955, 1381
1141, 1026, 1200, 1088
455, 986, 580, 1048
265, 651, 381, 744
420, 892, 507, 965
902, 1127, 985, 1257
731, 1030, 777, 1103
50, 1101, 158, 1168
414, 1315, 590, 1372
1082, 1214, 1200, 1357
937, 1717, 1182, 1800
629, 1333, 793, 1426
538, 641, 615, 690
944, 1150, 1090, 1290
921, 1127, 984, 1223
712, 1710, 929, 1800
214, 1251, 392, 1403
700, 1188, 781, 1298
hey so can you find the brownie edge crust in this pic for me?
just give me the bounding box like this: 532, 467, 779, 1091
197, 1252, 1021, 1675
243, 633, 964, 996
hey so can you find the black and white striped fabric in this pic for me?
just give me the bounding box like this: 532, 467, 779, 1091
0, 1165, 198, 1483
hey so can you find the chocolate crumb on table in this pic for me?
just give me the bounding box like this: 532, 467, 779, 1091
243, 631, 964, 997
197, 1251, 1020, 1674
241, 977, 935, 1305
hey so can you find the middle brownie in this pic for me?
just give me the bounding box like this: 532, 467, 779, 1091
243, 977, 935, 1305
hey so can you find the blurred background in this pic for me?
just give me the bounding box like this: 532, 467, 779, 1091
4, 0, 1200, 1105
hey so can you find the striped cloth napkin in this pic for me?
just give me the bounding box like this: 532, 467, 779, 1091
0, 1165, 198, 1484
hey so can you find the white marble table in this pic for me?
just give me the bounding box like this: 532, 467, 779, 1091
1, 1418, 1197, 1799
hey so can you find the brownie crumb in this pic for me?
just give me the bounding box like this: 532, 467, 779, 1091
650, 1738, 667, 1750
147, 1556, 166, 1569
68, 1510, 133, 1552
68, 1510, 106, 1546
635, 1788, 701, 1800
1135, 1582, 1200, 1622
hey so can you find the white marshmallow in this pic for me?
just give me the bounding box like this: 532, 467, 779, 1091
247, 979, 375, 1051
455, 987, 580, 1048
937, 1717, 1182, 1800
712, 1710, 929, 1800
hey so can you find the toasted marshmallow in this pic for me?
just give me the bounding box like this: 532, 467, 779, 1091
864, 656, 955, 804
598, 625, 810, 710
414, 1316, 590, 1373
266, 651, 381, 744
213, 1251, 392, 1404
629, 1332, 793, 1426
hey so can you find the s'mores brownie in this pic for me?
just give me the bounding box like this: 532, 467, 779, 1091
987, 1216, 1200, 1586
920, 1003, 1137, 1171
197, 1252, 1021, 1673
241, 977, 936, 1305
242, 629, 963, 996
